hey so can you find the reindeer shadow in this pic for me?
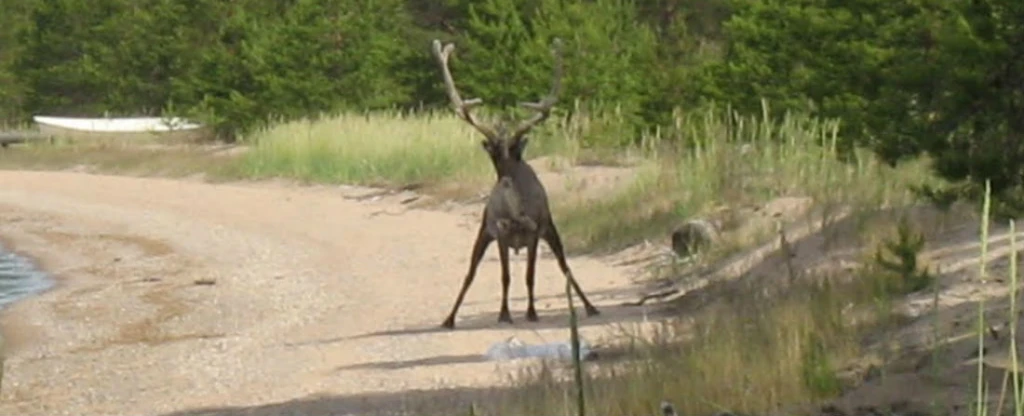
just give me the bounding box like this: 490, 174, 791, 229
334, 338, 644, 373
329, 298, 671, 343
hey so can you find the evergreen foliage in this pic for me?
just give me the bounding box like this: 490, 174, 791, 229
0, 0, 1020, 211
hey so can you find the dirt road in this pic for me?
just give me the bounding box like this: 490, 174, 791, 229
0, 170, 649, 416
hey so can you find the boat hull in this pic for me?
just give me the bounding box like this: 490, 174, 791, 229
33, 116, 211, 143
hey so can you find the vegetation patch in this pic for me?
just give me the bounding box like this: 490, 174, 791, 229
553, 103, 940, 254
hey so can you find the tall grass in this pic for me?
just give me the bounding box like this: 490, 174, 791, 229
440, 102, 954, 416
482, 180, 1024, 416
974, 182, 1023, 416
491, 262, 903, 416
977, 181, 992, 416
236, 102, 938, 254
1010, 219, 1022, 415
553, 102, 938, 253
3, 101, 938, 254
9, 101, 1011, 415
236, 109, 579, 187
232, 103, 941, 415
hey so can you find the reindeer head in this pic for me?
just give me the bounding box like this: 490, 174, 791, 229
431, 38, 565, 177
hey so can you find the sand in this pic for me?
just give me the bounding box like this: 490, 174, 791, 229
0, 170, 654, 416
5, 167, 1013, 416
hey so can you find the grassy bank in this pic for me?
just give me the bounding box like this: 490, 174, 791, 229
493, 274, 882, 416
480, 183, 1024, 416
233, 101, 939, 254
235, 109, 585, 190
228, 102, 953, 415
0, 103, 939, 255
4, 104, 985, 415
551, 103, 938, 254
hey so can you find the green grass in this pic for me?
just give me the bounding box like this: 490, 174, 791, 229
1, 101, 939, 254
552, 101, 940, 254
972, 182, 1022, 416
471, 176, 1024, 416
407, 103, 967, 416
232, 102, 942, 255
5, 101, 1006, 416
483, 229, 930, 416
227, 103, 1021, 416
235, 109, 582, 189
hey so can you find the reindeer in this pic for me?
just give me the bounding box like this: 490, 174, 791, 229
493, 175, 538, 253
432, 37, 601, 329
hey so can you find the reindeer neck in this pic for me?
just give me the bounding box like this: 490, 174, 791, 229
491, 158, 531, 181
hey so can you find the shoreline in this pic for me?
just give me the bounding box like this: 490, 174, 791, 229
0, 224, 64, 361
0, 233, 55, 397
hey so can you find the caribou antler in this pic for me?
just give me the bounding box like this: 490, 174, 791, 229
432, 40, 498, 140
511, 37, 565, 139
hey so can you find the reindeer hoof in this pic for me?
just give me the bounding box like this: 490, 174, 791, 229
498, 311, 514, 324
441, 317, 456, 329
585, 306, 600, 317
526, 309, 539, 322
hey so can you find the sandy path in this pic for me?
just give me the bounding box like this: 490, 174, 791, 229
0, 170, 647, 416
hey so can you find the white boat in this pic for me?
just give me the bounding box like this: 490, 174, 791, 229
32, 115, 210, 143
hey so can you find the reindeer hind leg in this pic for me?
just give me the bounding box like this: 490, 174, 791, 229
542, 220, 600, 317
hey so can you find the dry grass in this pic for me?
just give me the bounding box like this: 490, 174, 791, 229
493, 275, 884, 416
0, 141, 244, 180
969, 184, 1023, 416
234, 109, 585, 191
1, 105, 938, 255
552, 102, 940, 254
475, 206, 949, 416
461, 165, 1024, 416
433, 104, 960, 416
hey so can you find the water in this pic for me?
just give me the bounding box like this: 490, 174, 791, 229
485, 336, 593, 362
0, 246, 53, 310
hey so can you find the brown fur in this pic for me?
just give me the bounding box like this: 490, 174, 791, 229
494, 176, 537, 254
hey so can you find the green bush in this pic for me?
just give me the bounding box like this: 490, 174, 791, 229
697, 0, 1024, 213
2, 0, 1023, 217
